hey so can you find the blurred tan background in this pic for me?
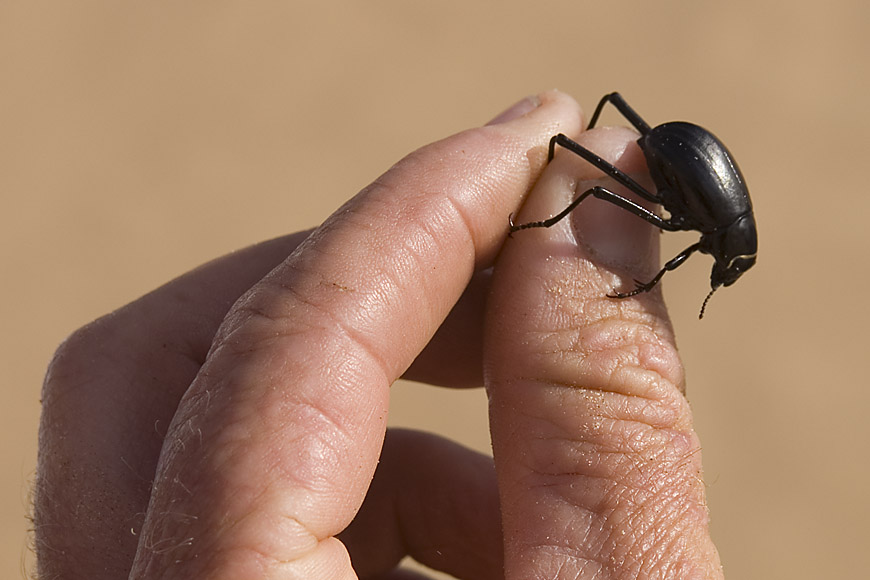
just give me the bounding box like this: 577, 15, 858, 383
2, 1, 868, 578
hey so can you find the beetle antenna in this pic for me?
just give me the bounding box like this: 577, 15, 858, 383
699, 287, 718, 319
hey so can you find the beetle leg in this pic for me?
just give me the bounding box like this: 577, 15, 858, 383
547, 133, 661, 204
609, 242, 702, 298
510, 185, 677, 233
587, 92, 652, 134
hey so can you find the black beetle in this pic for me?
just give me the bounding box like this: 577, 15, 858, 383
509, 92, 757, 319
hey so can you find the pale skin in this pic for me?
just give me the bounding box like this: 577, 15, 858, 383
35, 90, 723, 579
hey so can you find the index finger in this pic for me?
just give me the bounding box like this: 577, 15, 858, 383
129, 91, 583, 578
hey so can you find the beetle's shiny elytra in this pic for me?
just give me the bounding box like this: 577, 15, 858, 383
509, 92, 757, 319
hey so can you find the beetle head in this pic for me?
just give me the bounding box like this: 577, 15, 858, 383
700, 214, 756, 319
709, 213, 757, 289
701, 252, 755, 319
711, 253, 756, 289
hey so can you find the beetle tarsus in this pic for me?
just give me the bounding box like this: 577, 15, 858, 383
607, 279, 658, 299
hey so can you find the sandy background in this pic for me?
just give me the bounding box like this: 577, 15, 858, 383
2, 2, 868, 578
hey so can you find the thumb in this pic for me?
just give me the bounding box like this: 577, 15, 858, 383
485, 127, 723, 579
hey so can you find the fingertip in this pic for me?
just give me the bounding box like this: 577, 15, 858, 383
486, 89, 584, 145
566, 126, 658, 272
509, 125, 663, 291
485, 95, 543, 126
537, 89, 587, 135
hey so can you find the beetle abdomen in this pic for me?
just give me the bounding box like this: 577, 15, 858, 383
641, 122, 751, 231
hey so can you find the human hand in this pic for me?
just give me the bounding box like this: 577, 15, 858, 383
36, 91, 721, 579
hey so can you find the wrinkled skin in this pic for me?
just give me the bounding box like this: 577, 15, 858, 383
36, 91, 722, 579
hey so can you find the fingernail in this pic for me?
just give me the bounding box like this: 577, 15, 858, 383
570, 178, 658, 270
486, 95, 542, 126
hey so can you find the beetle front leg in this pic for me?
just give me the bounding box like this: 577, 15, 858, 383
609, 242, 702, 298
